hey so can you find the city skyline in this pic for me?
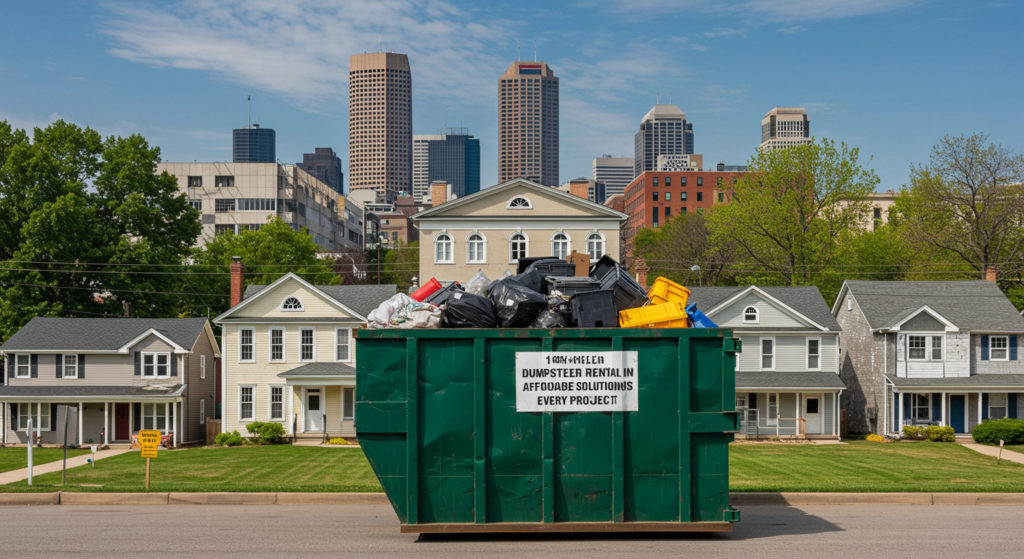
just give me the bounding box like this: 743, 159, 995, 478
1, 1, 1021, 192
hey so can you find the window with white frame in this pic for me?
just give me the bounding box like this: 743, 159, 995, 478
200, 354, 206, 380
990, 335, 1009, 361
239, 386, 254, 420
281, 296, 303, 311
200, 399, 206, 424
586, 233, 604, 261
142, 353, 171, 377
907, 335, 943, 361
141, 402, 168, 431
300, 328, 315, 361
239, 328, 254, 362
434, 233, 454, 263
269, 328, 285, 362
510, 233, 528, 262
931, 335, 943, 360
767, 393, 778, 425
336, 328, 351, 362
761, 338, 774, 369
270, 386, 284, 420
507, 196, 532, 209
63, 354, 78, 378
467, 233, 486, 263
18, 403, 51, 430
15, 354, 30, 378
735, 394, 747, 409
743, 306, 759, 323
551, 232, 569, 260
807, 338, 820, 369
343, 387, 355, 420
912, 394, 930, 420
989, 393, 1008, 419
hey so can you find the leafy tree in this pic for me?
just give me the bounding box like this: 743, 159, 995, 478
632, 212, 735, 287
895, 133, 1024, 280
707, 138, 878, 295
381, 242, 420, 291
184, 217, 340, 318
0, 120, 200, 339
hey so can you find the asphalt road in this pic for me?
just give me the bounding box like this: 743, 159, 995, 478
2, 504, 1023, 558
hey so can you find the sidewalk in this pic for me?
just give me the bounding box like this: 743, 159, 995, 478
960, 442, 1024, 465
0, 447, 134, 485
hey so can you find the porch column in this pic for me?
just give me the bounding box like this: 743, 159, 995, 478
941, 392, 947, 427
103, 402, 109, 446
978, 392, 983, 427
77, 402, 83, 446
170, 402, 176, 447
897, 392, 904, 432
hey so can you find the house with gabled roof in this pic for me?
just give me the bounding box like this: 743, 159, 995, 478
410, 178, 627, 282
833, 280, 1024, 436
0, 317, 219, 447
214, 261, 395, 440
689, 285, 844, 439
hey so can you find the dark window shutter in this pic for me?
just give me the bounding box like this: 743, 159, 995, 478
78, 354, 85, 378
1010, 394, 1018, 419
56, 355, 63, 379
50, 405, 57, 431
1011, 336, 1018, 361
11, 403, 17, 427
982, 393, 989, 420
170, 354, 178, 377
932, 393, 941, 420
7, 357, 13, 379
903, 393, 911, 419
134, 352, 141, 376
133, 403, 141, 431
981, 335, 990, 360
30, 354, 38, 378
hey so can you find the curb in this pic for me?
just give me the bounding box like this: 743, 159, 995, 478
0, 493, 60, 505
60, 492, 169, 505
731, 492, 1024, 506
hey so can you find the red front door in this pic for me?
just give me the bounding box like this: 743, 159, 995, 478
115, 403, 130, 440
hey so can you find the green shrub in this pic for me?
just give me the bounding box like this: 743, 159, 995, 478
245, 421, 286, 444
972, 418, 1024, 444
215, 430, 244, 446
925, 425, 955, 442
901, 425, 925, 440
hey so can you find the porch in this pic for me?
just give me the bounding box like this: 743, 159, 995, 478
735, 372, 845, 440
887, 375, 1024, 435
0, 385, 186, 448
278, 363, 356, 439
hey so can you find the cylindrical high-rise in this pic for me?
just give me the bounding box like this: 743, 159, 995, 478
498, 61, 559, 186
349, 52, 412, 203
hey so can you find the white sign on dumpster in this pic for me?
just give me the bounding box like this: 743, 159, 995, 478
515, 351, 639, 412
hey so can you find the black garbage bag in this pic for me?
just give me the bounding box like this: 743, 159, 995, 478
530, 308, 566, 328
443, 291, 498, 328
509, 266, 543, 293
488, 279, 548, 328
546, 290, 574, 327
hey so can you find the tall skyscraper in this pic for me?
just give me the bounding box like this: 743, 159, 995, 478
633, 104, 693, 177
298, 147, 344, 195
412, 128, 481, 201
232, 124, 276, 163
592, 155, 634, 199
759, 107, 810, 151
349, 52, 412, 203
498, 60, 559, 186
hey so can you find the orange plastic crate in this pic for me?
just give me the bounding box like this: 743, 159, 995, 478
647, 277, 691, 306
618, 301, 689, 328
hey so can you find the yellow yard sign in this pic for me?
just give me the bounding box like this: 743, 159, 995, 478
138, 429, 160, 488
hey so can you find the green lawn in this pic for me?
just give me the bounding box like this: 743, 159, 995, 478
0, 448, 90, 473
4, 446, 382, 492
731, 441, 1024, 492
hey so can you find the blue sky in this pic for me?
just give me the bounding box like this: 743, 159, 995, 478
1, 0, 1021, 191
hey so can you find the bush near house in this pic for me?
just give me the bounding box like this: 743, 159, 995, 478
903, 425, 955, 442
215, 431, 244, 446
973, 419, 1024, 445
245, 422, 286, 444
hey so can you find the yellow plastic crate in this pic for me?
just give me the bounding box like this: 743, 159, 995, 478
618, 301, 689, 328
647, 277, 691, 306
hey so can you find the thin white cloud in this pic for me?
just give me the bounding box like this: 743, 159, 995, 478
597, 0, 923, 23
704, 27, 745, 38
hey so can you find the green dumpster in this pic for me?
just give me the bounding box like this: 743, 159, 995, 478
355, 328, 741, 533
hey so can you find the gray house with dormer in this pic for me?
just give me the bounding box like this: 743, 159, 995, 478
833, 280, 1024, 436
689, 285, 845, 439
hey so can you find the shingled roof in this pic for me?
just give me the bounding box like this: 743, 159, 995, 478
688, 285, 841, 331
839, 280, 1024, 333
0, 317, 208, 352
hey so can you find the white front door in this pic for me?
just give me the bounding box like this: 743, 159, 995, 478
305, 389, 322, 432
804, 395, 822, 434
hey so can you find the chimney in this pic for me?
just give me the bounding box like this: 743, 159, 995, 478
634, 258, 650, 290
430, 181, 448, 207
230, 256, 244, 307
985, 266, 997, 282
568, 179, 589, 200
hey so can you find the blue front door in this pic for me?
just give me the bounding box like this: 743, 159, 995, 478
950, 395, 966, 433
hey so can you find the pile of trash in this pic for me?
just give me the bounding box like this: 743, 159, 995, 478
367, 255, 718, 329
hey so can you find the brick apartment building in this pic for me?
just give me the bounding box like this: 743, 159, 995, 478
622, 170, 747, 243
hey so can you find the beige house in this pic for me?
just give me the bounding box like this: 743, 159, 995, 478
214, 270, 394, 439
411, 178, 627, 282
